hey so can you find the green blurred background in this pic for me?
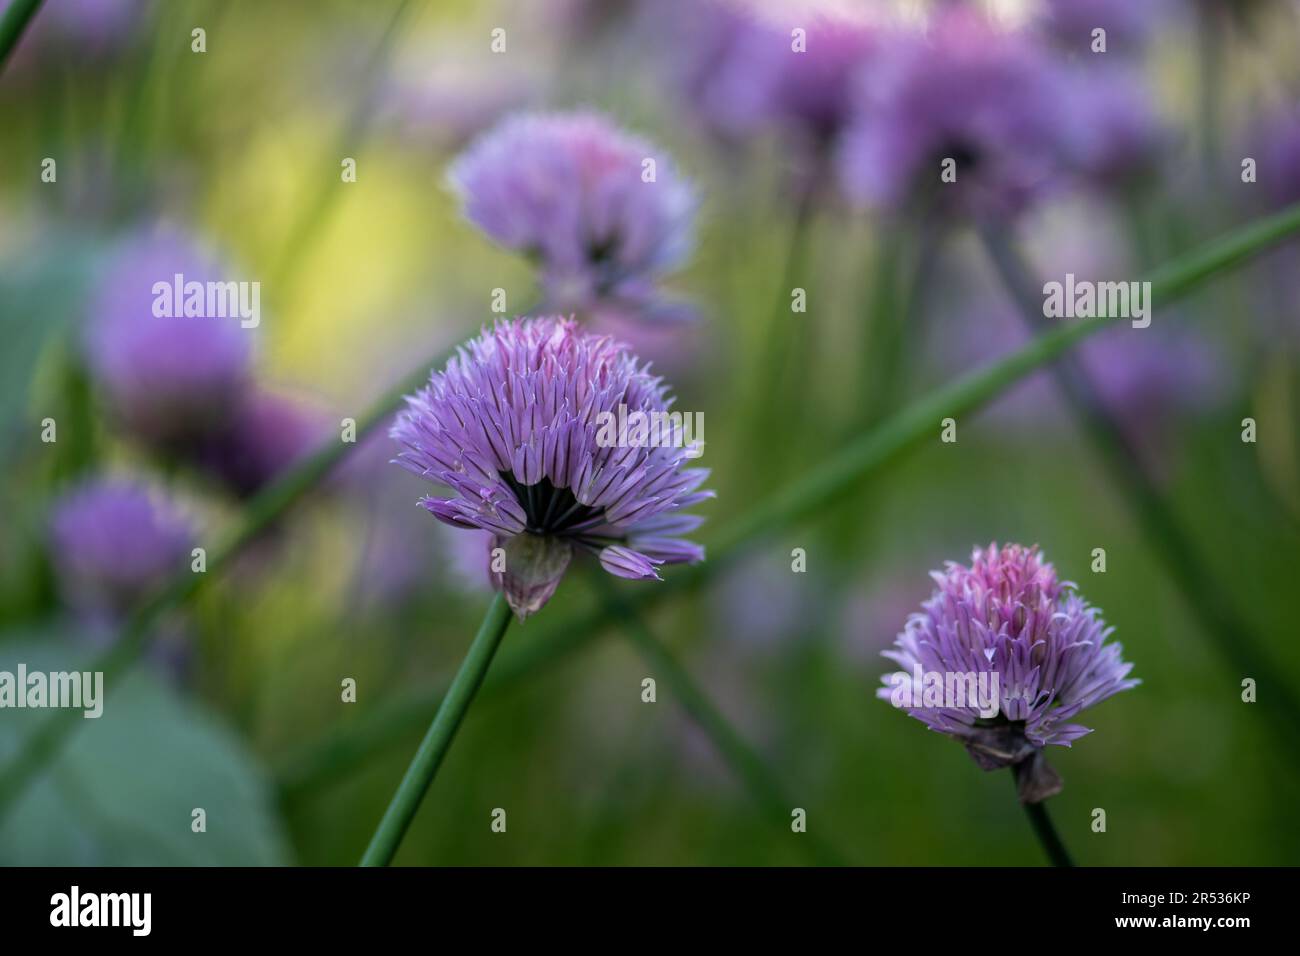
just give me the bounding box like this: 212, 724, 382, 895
2, 0, 1299, 866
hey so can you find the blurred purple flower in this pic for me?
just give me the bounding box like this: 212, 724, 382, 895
837, 567, 932, 671
879, 543, 1138, 802
391, 317, 711, 618
353, 505, 494, 611
193, 389, 324, 498
669, 1, 788, 144
838, 11, 1066, 220
770, 16, 876, 147
1081, 324, 1223, 434
48, 478, 193, 619
667, 4, 873, 164
84, 229, 254, 451
1059, 65, 1171, 189
1038, 0, 1166, 54
933, 301, 1222, 479
1258, 111, 1300, 211
438, 525, 496, 594
711, 552, 816, 656
448, 111, 697, 319
1241, 111, 1300, 344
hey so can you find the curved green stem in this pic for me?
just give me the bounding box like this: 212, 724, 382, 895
0, 0, 43, 74
359, 593, 513, 866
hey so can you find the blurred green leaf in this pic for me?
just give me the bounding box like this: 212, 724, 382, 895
0, 637, 290, 865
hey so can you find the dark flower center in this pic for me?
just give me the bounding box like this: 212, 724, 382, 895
501, 473, 604, 536
586, 233, 621, 265
944, 140, 983, 172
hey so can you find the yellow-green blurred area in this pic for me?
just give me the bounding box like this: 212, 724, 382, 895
1, 0, 1300, 866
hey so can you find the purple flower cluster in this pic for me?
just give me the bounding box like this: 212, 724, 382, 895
391, 317, 711, 618
448, 111, 697, 318
879, 543, 1138, 801
48, 478, 194, 619
671, 3, 1173, 217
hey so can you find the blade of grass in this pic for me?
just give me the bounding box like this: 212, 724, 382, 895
272, 199, 1300, 797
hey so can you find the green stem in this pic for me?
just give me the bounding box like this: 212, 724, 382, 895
978, 224, 1300, 760
273, 200, 1300, 797
1013, 769, 1073, 867
858, 222, 940, 423
0, 0, 43, 73
359, 593, 513, 867
599, 577, 847, 865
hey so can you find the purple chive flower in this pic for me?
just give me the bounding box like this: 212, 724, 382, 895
838, 11, 1066, 221
84, 229, 254, 451
878, 543, 1138, 803
193, 389, 324, 498
390, 317, 711, 619
48, 478, 194, 619
448, 111, 697, 319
